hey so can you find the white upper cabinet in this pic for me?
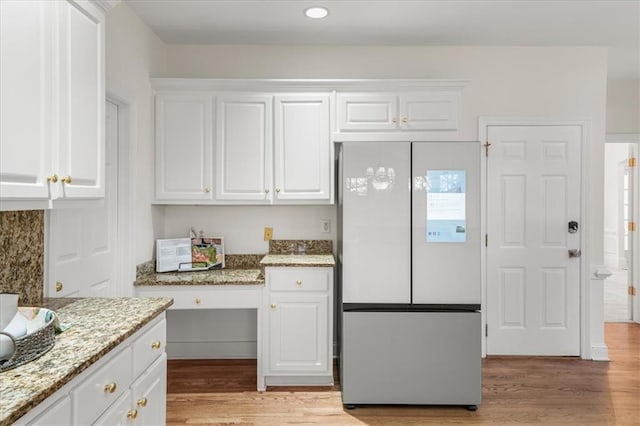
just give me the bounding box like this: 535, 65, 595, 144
0, 0, 53, 201
55, 0, 105, 199
337, 90, 461, 132
215, 95, 272, 202
273, 94, 331, 202
0, 0, 106, 207
155, 93, 214, 201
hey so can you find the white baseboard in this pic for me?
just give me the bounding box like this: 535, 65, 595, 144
591, 345, 610, 361
265, 375, 334, 386
167, 341, 257, 359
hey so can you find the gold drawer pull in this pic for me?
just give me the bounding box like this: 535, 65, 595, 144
61, 175, 72, 184
296, 280, 302, 287
402, 116, 408, 123
55, 281, 63, 292
270, 303, 276, 309
104, 382, 117, 393
137, 397, 148, 407
195, 298, 201, 305
47, 174, 58, 183
127, 409, 138, 420
151, 341, 161, 350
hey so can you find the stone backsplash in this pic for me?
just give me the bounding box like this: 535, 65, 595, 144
269, 239, 333, 255
0, 210, 44, 305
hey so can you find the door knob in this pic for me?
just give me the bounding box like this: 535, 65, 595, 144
568, 249, 581, 258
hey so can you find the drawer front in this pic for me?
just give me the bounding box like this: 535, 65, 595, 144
72, 346, 132, 425
132, 318, 166, 378
268, 268, 332, 292
137, 286, 261, 310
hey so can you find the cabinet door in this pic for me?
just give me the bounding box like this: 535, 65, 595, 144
337, 93, 398, 131
216, 95, 272, 202
274, 95, 331, 202
56, 0, 105, 198
92, 389, 132, 426
399, 92, 460, 131
27, 395, 71, 426
268, 293, 330, 374
155, 93, 214, 201
130, 354, 167, 426
0, 0, 53, 200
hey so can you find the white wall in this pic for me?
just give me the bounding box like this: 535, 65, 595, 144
607, 80, 640, 134
105, 3, 166, 265
161, 44, 608, 263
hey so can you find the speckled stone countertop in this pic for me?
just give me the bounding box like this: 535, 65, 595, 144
260, 254, 336, 267
134, 268, 265, 286
0, 297, 173, 426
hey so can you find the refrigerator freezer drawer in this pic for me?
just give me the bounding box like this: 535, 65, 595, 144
341, 311, 481, 406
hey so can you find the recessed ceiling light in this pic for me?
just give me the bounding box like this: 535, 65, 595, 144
304, 6, 329, 19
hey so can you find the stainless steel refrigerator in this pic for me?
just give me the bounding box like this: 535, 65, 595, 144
337, 141, 481, 409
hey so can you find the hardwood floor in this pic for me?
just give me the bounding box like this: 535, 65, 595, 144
167, 323, 639, 425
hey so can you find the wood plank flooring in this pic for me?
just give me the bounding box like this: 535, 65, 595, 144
167, 323, 639, 425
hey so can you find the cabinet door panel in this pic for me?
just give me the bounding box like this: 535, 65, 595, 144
57, 0, 104, 198
131, 354, 167, 426
400, 92, 459, 130
337, 93, 398, 131
216, 95, 272, 201
155, 94, 213, 200
27, 395, 71, 426
268, 293, 329, 373
0, 0, 52, 200
274, 95, 330, 201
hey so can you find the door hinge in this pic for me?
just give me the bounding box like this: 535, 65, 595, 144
484, 142, 491, 157
629, 286, 637, 296
629, 221, 637, 232
485, 324, 488, 337
629, 157, 637, 167
485, 234, 488, 247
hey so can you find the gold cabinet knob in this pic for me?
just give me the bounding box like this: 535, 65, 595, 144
47, 174, 58, 183
296, 280, 302, 287
265, 189, 269, 194
136, 397, 148, 407
151, 341, 161, 350
61, 175, 72, 184
55, 281, 63, 292
392, 117, 397, 123
127, 409, 138, 420
195, 298, 201, 305
104, 382, 117, 393
275, 188, 280, 193
204, 187, 210, 193
402, 117, 408, 123
270, 303, 276, 309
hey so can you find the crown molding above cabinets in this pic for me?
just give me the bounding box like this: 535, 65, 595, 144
151, 78, 468, 205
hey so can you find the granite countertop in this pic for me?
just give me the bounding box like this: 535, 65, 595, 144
260, 254, 336, 267
134, 268, 265, 287
0, 297, 173, 426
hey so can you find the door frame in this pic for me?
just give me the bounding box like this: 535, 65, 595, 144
106, 93, 136, 297
606, 133, 640, 324
479, 117, 591, 359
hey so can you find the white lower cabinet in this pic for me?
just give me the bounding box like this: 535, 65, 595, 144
264, 267, 333, 386
17, 315, 167, 425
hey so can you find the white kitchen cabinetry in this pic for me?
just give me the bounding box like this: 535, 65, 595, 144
216, 95, 273, 202
0, 0, 106, 207
274, 95, 331, 202
16, 315, 167, 426
264, 267, 334, 386
155, 93, 214, 201
337, 91, 460, 132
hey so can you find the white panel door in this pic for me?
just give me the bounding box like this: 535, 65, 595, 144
341, 143, 411, 304
486, 125, 582, 355
274, 94, 331, 202
411, 142, 481, 305
56, 0, 104, 198
0, 0, 53, 200
48, 101, 118, 297
155, 93, 213, 201
216, 95, 272, 202
337, 93, 398, 131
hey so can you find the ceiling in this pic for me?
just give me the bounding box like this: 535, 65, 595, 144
124, 0, 639, 79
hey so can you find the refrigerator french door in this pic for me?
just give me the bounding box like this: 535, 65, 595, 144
339, 141, 481, 408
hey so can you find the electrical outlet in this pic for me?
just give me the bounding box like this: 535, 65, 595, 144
320, 219, 330, 233
264, 227, 273, 241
